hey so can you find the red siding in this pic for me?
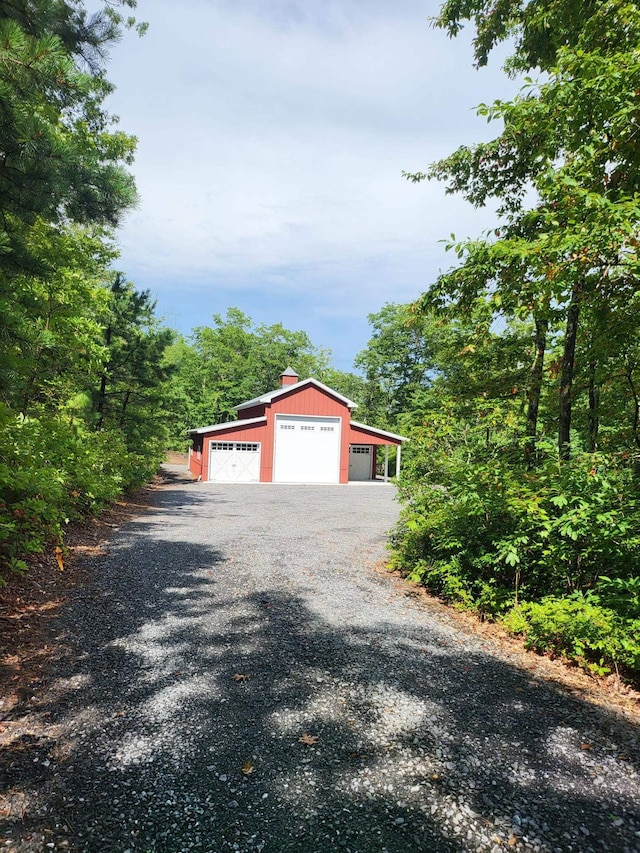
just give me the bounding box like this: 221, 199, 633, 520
238, 405, 266, 420
271, 385, 347, 418
192, 382, 400, 483
189, 437, 204, 479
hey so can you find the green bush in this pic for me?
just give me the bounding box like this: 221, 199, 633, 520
392, 440, 640, 679
0, 412, 164, 582
394, 451, 640, 611
503, 597, 640, 676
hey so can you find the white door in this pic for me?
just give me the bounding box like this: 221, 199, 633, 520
273, 416, 341, 483
349, 445, 373, 481
209, 441, 261, 483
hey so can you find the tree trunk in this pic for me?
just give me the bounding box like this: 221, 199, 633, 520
95, 373, 107, 430
119, 388, 132, 428
95, 273, 123, 431
587, 359, 599, 452
525, 315, 547, 466
626, 363, 640, 450
558, 287, 582, 460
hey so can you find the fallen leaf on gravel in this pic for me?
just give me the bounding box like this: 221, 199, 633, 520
581, 743, 593, 750
241, 760, 255, 774
232, 673, 251, 682
617, 753, 629, 760
54, 547, 64, 572
431, 773, 439, 781
298, 733, 318, 745
508, 837, 518, 847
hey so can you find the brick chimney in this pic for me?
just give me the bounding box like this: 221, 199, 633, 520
280, 367, 299, 387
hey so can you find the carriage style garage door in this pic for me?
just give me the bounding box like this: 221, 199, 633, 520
273, 415, 341, 483
209, 441, 261, 483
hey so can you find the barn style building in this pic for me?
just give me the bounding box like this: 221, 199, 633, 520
188, 368, 407, 484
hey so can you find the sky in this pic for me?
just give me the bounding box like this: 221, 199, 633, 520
101, 0, 521, 371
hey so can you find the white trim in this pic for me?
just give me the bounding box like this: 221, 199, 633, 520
235, 378, 357, 412
188, 416, 267, 435
350, 420, 408, 442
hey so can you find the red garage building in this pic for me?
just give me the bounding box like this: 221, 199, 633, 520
188, 368, 407, 484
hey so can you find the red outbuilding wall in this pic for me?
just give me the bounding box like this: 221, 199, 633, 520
190, 380, 403, 484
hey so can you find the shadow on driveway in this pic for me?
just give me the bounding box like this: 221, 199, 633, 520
1, 476, 639, 853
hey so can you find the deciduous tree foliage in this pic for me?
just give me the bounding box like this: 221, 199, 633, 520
387, 0, 640, 680
166, 309, 363, 448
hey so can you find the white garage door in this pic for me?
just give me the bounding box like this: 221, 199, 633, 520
209, 441, 261, 483
349, 445, 373, 481
273, 415, 341, 483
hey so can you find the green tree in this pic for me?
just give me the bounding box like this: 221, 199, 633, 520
93, 273, 174, 441
169, 309, 333, 442
0, 3, 174, 580
387, 0, 640, 680
408, 0, 640, 459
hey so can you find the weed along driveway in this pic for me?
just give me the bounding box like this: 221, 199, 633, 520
2, 466, 640, 853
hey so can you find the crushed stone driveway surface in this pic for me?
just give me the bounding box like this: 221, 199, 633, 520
2, 465, 640, 853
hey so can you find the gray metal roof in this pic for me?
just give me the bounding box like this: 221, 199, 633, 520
235, 377, 358, 412
187, 416, 267, 435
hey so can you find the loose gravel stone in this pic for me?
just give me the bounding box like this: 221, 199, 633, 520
1, 466, 639, 852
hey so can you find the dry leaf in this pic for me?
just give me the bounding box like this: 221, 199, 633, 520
54, 546, 64, 572
507, 837, 518, 847
298, 733, 318, 745
232, 673, 251, 682
580, 743, 592, 750
241, 760, 255, 775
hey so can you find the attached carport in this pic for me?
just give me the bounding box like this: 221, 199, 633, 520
348, 421, 408, 482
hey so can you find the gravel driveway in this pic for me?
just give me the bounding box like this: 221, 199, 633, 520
2, 465, 639, 852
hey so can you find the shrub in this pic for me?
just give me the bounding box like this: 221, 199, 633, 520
393, 450, 640, 611
503, 597, 640, 677
0, 412, 164, 582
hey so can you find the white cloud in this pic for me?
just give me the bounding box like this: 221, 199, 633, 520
102, 0, 521, 362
